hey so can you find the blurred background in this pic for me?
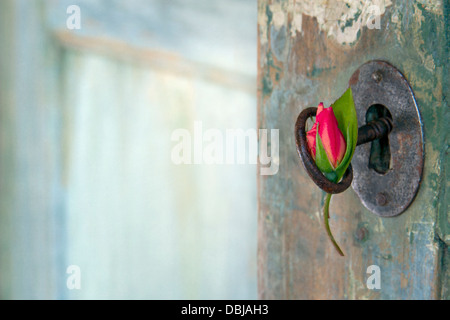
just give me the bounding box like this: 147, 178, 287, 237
0, 0, 257, 299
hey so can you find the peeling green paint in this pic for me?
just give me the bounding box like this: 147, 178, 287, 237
306, 66, 337, 78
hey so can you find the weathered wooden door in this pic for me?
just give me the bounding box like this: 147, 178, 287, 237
258, 0, 448, 299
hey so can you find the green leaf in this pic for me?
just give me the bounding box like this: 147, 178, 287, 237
332, 87, 357, 144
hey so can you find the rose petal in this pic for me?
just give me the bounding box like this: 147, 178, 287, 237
316, 106, 346, 168
306, 122, 317, 159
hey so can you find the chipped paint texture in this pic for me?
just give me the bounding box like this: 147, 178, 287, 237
416, 0, 443, 14
261, 0, 393, 45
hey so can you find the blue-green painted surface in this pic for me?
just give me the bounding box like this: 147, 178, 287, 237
258, 0, 448, 300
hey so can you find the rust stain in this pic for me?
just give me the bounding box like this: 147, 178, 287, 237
349, 69, 360, 86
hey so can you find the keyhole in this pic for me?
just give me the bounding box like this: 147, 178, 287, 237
366, 104, 393, 174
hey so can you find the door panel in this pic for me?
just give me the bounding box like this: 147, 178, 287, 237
0, 0, 257, 299
258, 0, 448, 299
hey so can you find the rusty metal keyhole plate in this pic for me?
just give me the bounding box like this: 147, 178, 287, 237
349, 60, 424, 217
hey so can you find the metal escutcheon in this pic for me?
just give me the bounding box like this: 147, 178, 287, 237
349, 60, 424, 217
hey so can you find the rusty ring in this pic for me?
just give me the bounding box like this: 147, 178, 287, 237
295, 107, 353, 194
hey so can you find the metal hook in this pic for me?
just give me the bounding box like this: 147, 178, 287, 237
295, 106, 393, 194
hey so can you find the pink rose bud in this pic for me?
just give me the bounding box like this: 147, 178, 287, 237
306, 103, 346, 169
